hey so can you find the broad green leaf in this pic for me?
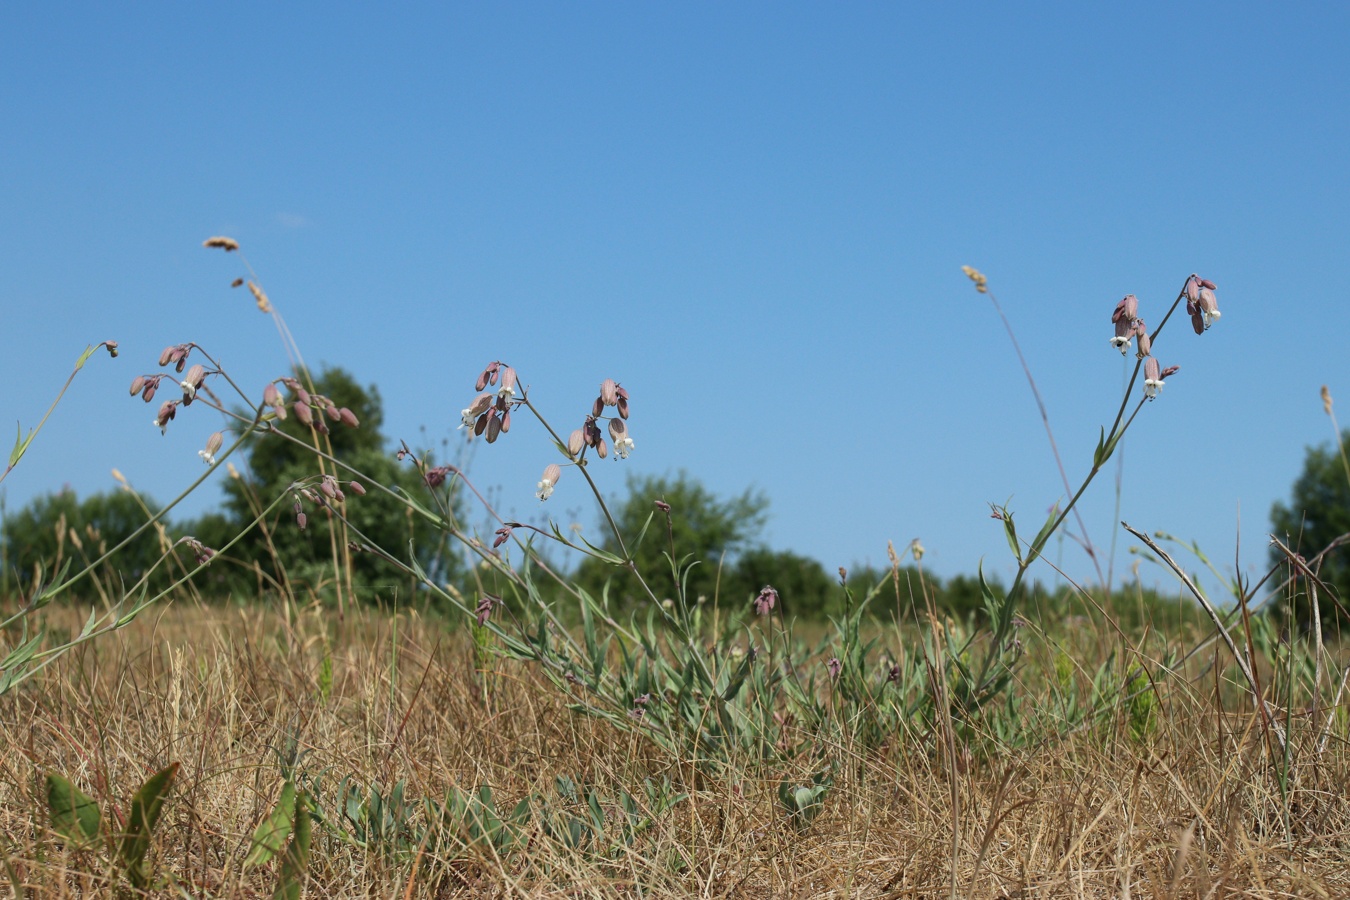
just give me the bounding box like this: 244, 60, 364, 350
117, 762, 179, 889
272, 791, 311, 900
45, 772, 100, 847
244, 782, 296, 868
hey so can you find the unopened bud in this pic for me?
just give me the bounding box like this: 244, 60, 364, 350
486, 413, 502, 443
568, 429, 585, 457
600, 379, 618, 406
339, 407, 359, 428
596, 438, 608, 459
324, 404, 342, 422
130, 375, 146, 396
263, 384, 281, 407
293, 401, 314, 426
348, 481, 366, 495
159, 346, 176, 367
103, 341, 118, 358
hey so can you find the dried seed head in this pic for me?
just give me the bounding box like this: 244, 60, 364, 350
202, 236, 240, 252
247, 281, 271, 313
1322, 385, 1333, 416
231, 277, 244, 288
961, 265, 988, 293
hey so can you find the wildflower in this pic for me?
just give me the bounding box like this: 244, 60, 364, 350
180, 364, 206, 403
826, 657, 842, 680
179, 537, 215, 565
425, 466, 451, 488
1110, 323, 1132, 354
475, 593, 499, 626
1186, 275, 1221, 332
1143, 357, 1167, 399
887, 663, 902, 683
536, 463, 561, 501
497, 366, 517, 400
753, 585, 778, 616
493, 525, 513, 548
655, 500, 671, 513
1111, 294, 1139, 324
461, 393, 492, 428
608, 418, 634, 458
199, 431, 223, 466
154, 400, 178, 433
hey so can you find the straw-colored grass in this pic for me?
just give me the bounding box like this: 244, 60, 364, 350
1, 600, 1347, 898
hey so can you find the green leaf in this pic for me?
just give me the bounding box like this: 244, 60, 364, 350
1000, 509, 1021, 563
74, 344, 97, 369
1027, 506, 1060, 564
117, 762, 178, 889
272, 791, 311, 900
10, 422, 33, 467
45, 772, 101, 847
244, 782, 296, 869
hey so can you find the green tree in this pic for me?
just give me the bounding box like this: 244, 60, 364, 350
2, 487, 167, 598
1270, 428, 1350, 626
190, 367, 463, 604
574, 471, 768, 608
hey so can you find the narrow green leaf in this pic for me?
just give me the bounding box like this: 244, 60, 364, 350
117, 762, 178, 888
45, 772, 101, 847
244, 782, 296, 868
1001, 510, 1021, 563
74, 344, 97, 369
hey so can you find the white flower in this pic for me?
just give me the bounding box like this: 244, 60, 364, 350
1143, 377, 1164, 399
1109, 335, 1131, 354
536, 477, 555, 501
180, 380, 197, 400
198, 449, 217, 466
154, 417, 166, 434
459, 407, 476, 428
498, 384, 515, 401
614, 436, 635, 459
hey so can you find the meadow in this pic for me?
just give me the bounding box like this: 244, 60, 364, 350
0, 245, 1346, 897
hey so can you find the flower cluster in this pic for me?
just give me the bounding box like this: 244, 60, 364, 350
567, 378, 634, 462
1108, 276, 1221, 400
1184, 274, 1221, 333
460, 361, 518, 443
290, 474, 364, 530
263, 378, 361, 433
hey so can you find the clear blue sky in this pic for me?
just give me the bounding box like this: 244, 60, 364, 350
2, 3, 1346, 597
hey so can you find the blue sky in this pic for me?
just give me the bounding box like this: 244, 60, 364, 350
2, 3, 1346, 597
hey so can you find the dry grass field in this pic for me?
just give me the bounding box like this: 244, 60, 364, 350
1, 599, 1346, 898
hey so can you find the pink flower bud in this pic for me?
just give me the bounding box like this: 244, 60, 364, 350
536, 463, 561, 501
294, 386, 312, 406
1199, 278, 1217, 290
159, 346, 176, 367
499, 366, 517, 395
474, 413, 489, 436
500, 410, 511, 433
296, 511, 308, 530
827, 657, 842, 680
1135, 329, 1151, 359
103, 341, 118, 358
293, 401, 313, 426
1111, 294, 1138, 324
348, 481, 366, 495
592, 396, 604, 418
568, 429, 585, 457
339, 407, 360, 428
142, 381, 157, 403
130, 375, 146, 396
263, 384, 281, 407
204, 431, 223, 458
1160, 364, 1180, 379
616, 397, 629, 420
486, 412, 502, 443
324, 404, 342, 422
596, 438, 608, 459
600, 379, 618, 406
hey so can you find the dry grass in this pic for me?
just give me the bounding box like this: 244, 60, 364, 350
1, 600, 1347, 898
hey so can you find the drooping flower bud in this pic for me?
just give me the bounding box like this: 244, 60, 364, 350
753, 585, 778, 616
600, 379, 618, 406
130, 375, 146, 396
1111, 294, 1138, 324
338, 407, 360, 428
293, 401, 314, 427
263, 383, 282, 407
568, 429, 585, 458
